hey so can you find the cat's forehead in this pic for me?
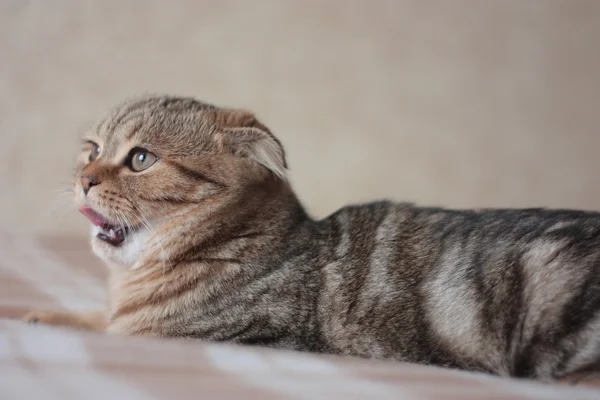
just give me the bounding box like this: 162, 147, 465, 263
88, 96, 219, 157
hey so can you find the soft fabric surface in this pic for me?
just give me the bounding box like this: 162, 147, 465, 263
0, 233, 599, 399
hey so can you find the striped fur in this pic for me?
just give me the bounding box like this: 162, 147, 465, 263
24, 95, 600, 382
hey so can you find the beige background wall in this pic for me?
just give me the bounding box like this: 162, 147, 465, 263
1, 0, 600, 236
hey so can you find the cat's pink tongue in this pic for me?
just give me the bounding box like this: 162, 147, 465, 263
78, 207, 110, 227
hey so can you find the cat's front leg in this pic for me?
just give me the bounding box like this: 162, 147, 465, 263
22, 310, 107, 331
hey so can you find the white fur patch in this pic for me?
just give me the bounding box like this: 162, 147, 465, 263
521, 239, 580, 335
91, 226, 151, 270
425, 245, 505, 372
563, 313, 600, 374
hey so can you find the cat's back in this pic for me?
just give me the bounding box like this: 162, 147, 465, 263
313, 201, 600, 377
320, 201, 600, 263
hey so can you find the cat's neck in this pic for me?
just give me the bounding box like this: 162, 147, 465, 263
105, 179, 309, 333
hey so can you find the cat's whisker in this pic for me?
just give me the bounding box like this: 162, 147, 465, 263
47, 188, 74, 195
44, 187, 75, 206
113, 210, 126, 232
137, 212, 171, 277
115, 210, 140, 254
116, 211, 137, 244
39, 194, 78, 229
113, 209, 170, 276
114, 210, 129, 232
45, 194, 75, 208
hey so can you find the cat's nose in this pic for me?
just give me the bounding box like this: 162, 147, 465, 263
81, 175, 100, 196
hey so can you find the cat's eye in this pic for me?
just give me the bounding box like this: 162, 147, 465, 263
127, 148, 158, 172
88, 143, 101, 162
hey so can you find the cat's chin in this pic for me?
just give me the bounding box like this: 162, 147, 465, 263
90, 225, 150, 269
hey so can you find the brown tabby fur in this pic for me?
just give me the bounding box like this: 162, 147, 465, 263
24, 95, 600, 382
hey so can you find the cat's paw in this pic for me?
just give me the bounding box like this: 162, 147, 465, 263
22, 310, 66, 326
22, 310, 106, 331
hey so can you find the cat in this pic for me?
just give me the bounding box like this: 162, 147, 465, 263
24, 95, 600, 382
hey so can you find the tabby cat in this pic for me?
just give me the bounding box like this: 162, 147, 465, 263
24, 95, 600, 382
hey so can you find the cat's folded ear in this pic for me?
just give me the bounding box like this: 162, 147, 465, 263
216, 109, 287, 180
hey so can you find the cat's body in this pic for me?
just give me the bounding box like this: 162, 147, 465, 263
24, 95, 600, 382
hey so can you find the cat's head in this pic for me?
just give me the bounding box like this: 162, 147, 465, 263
73, 95, 288, 268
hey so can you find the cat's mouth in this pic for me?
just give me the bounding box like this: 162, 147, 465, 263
78, 207, 134, 247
